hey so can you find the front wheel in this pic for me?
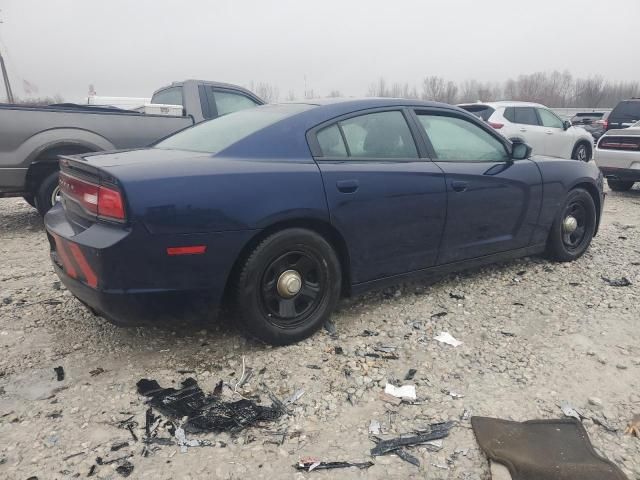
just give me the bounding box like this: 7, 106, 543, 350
546, 188, 596, 262
235, 228, 341, 345
571, 142, 591, 162
607, 179, 634, 192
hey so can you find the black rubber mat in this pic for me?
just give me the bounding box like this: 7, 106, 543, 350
471, 417, 627, 480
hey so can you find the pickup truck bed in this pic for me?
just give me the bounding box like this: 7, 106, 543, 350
0, 79, 263, 214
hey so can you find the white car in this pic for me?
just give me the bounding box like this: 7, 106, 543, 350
594, 122, 640, 191
459, 101, 594, 161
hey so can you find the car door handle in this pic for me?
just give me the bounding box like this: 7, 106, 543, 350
336, 179, 359, 193
451, 181, 468, 192
519, 128, 527, 132
545, 130, 553, 134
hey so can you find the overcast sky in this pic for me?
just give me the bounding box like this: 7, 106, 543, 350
1, 0, 639, 102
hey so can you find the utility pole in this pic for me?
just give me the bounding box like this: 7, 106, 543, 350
0, 11, 14, 103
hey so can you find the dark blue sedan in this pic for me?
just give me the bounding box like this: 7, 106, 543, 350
45, 99, 604, 345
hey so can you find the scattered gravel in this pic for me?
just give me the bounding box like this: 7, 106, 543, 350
1, 185, 640, 479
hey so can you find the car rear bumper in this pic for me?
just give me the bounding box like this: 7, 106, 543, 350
44, 203, 255, 326
599, 166, 640, 182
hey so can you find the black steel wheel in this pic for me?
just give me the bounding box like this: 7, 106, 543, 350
546, 188, 596, 262
235, 228, 341, 345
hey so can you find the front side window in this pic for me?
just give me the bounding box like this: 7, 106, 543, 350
417, 114, 509, 162
513, 107, 539, 126
339, 111, 418, 158
538, 108, 564, 129
214, 90, 259, 116
151, 87, 184, 106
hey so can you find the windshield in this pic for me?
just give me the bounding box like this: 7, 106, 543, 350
155, 104, 314, 154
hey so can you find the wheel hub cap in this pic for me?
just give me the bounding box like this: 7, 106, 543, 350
563, 215, 578, 234
277, 270, 302, 298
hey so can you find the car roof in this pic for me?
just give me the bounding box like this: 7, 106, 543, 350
458, 100, 546, 108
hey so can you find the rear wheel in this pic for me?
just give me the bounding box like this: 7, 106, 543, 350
607, 179, 634, 192
571, 142, 591, 162
22, 195, 35, 207
34, 170, 61, 216
546, 188, 596, 262
235, 228, 341, 345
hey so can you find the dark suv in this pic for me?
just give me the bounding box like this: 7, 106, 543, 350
571, 112, 609, 140
607, 99, 640, 131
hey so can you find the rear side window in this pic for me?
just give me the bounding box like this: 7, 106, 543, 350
317, 125, 347, 157
339, 111, 418, 158
151, 87, 183, 106
610, 101, 640, 120
512, 107, 539, 126
214, 90, 259, 116
459, 105, 495, 121
417, 114, 509, 162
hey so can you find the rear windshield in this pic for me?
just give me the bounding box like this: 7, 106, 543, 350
155, 104, 313, 154
459, 105, 495, 121
610, 101, 640, 120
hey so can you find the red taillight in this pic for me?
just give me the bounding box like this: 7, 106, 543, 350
59, 172, 125, 221
97, 185, 125, 220
488, 121, 504, 129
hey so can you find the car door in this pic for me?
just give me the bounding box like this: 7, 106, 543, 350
413, 110, 542, 265
504, 106, 548, 155
537, 107, 570, 158
309, 109, 447, 284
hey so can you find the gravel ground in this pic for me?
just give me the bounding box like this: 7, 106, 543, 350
1, 185, 640, 480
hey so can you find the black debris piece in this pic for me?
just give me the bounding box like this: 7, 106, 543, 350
601, 276, 632, 287
295, 459, 374, 472
258, 367, 267, 375
513, 302, 525, 306
145, 408, 159, 438
431, 311, 448, 319
96, 454, 133, 466
47, 411, 62, 419
89, 367, 105, 377
516, 270, 526, 276
404, 369, 417, 381
395, 448, 420, 466
177, 369, 195, 374
87, 465, 96, 476
361, 329, 379, 337
110, 442, 129, 452
306, 364, 321, 370
54, 366, 65, 382
449, 292, 465, 300
334, 346, 344, 355
115, 461, 134, 477
371, 421, 454, 456
62, 451, 85, 461
126, 424, 138, 442
212, 380, 223, 397
569, 282, 581, 287
500, 331, 516, 337
619, 236, 627, 240
136, 378, 283, 433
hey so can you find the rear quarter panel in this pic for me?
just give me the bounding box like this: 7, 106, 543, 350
532, 157, 603, 243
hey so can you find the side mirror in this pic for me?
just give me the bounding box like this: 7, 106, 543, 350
511, 140, 532, 160
563, 120, 571, 130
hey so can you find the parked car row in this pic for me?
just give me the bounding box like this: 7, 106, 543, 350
459, 101, 594, 161
44, 98, 605, 345
0, 79, 263, 214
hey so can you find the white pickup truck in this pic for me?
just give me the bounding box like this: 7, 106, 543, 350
595, 121, 640, 191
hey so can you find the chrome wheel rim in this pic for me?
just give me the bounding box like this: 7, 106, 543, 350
577, 146, 587, 161
50, 185, 61, 206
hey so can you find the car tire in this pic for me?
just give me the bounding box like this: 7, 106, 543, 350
571, 142, 591, 162
546, 188, 596, 262
235, 228, 341, 345
34, 170, 61, 216
22, 195, 36, 207
607, 179, 634, 192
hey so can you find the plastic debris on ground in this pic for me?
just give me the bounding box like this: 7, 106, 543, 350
295, 457, 374, 472
404, 368, 417, 381
283, 389, 305, 406
433, 332, 463, 347
115, 461, 134, 477
54, 366, 64, 381
369, 419, 381, 435
384, 383, 417, 401
559, 400, 583, 421
370, 421, 454, 457
624, 414, 640, 436
89, 367, 105, 377
601, 276, 632, 287
443, 389, 464, 399
175, 426, 212, 453
449, 292, 465, 300
136, 377, 284, 433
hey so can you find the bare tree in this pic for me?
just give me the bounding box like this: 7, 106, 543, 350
285, 90, 296, 101
252, 82, 279, 103
327, 89, 342, 97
